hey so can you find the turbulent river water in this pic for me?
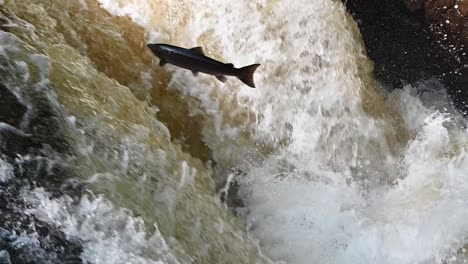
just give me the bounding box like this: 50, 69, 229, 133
1, 0, 468, 263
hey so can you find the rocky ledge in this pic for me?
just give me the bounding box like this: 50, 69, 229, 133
0, 82, 85, 263
403, 0, 467, 51
346, 0, 468, 115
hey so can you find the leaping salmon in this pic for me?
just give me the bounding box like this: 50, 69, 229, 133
147, 43, 260, 88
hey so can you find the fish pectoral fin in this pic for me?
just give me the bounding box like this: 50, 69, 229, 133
190, 46, 205, 55
159, 60, 167, 67
192, 70, 198, 76
216, 75, 227, 83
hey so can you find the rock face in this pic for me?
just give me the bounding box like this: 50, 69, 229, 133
403, 0, 468, 54
0, 85, 26, 128
0, 83, 85, 263
346, 0, 468, 115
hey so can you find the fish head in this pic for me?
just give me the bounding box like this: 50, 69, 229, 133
147, 43, 163, 57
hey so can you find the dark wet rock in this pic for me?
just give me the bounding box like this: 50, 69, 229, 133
22, 93, 71, 155
401, 0, 468, 63
0, 16, 11, 34
0, 80, 69, 157
404, 0, 426, 12
0, 223, 82, 264
219, 167, 246, 212
402, 0, 468, 34
0, 124, 83, 198
346, 0, 468, 114
0, 83, 27, 128
0, 124, 41, 159
0, 173, 84, 264
0, 74, 86, 262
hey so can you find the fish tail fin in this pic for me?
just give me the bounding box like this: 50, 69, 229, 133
237, 64, 260, 88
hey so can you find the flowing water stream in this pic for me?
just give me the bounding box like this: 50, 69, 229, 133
0, 0, 468, 263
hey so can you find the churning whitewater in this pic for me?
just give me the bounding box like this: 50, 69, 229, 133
98, 0, 468, 263
1, 0, 468, 263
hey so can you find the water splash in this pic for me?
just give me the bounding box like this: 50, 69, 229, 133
24, 188, 180, 264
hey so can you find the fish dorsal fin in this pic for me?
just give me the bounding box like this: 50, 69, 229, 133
190, 46, 205, 55
225, 63, 234, 67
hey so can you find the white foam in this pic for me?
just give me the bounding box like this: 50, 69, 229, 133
240, 94, 468, 264
0, 157, 14, 183
24, 188, 180, 264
